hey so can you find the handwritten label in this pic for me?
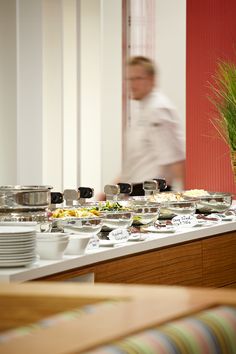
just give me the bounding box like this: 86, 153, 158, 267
172, 215, 198, 227
108, 229, 130, 243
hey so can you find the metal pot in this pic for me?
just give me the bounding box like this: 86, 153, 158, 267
0, 185, 53, 210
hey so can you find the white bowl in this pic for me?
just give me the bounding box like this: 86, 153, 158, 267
36, 238, 69, 260
65, 235, 91, 255
36, 232, 69, 241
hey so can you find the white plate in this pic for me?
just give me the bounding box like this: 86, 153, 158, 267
0, 222, 38, 227
0, 252, 36, 259
0, 227, 36, 234
0, 240, 36, 251
142, 225, 176, 233
0, 239, 35, 245
0, 254, 37, 261
0, 234, 35, 242
0, 246, 35, 254
99, 239, 128, 247
128, 234, 147, 241
195, 214, 222, 227
216, 213, 236, 221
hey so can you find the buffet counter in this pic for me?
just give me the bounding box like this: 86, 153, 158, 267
0, 220, 235, 287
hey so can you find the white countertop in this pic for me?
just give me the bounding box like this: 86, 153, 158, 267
0, 220, 235, 283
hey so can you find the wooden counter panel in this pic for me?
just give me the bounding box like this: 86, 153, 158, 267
35, 230, 236, 288
202, 232, 236, 287
34, 265, 96, 282
38, 242, 202, 286
94, 241, 202, 286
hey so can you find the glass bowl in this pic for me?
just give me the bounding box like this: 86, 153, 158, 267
102, 211, 133, 231
53, 217, 103, 235
160, 199, 197, 219
194, 192, 232, 213
129, 196, 150, 206
132, 205, 160, 226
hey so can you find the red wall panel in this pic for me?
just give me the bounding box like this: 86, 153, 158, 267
186, 0, 236, 194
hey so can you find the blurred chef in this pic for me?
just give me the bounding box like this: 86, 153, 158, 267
121, 56, 185, 191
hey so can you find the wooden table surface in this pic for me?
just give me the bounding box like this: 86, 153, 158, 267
0, 281, 236, 353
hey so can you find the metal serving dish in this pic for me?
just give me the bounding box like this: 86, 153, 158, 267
194, 192, 232, 213
0, 185, 52, 210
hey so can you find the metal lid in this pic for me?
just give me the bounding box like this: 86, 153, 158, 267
0, 185, 53, 191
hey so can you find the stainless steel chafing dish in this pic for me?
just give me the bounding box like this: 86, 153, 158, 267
0, 185, 52, 210
0, 185, 53, 225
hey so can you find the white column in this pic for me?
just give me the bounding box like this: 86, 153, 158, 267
79, 0, 102, 192
0, 0, 17, 185
101, 0, 122, 186
42, 0, 63, 192
62, 0, 78, 190
79, 0, 122, 194
17, 0, 43, 184
155, 0, 186, 133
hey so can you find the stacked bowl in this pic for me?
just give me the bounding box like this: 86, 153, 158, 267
36, 233, 69, 260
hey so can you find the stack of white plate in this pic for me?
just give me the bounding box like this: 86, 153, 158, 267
0, 227, 37, 267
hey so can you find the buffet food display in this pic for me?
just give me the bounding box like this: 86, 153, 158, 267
0, 184, 234, 265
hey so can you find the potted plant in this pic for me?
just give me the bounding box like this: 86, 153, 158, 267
208, 59, 236, 183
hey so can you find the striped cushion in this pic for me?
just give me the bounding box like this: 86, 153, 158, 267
85, 306, 236, 354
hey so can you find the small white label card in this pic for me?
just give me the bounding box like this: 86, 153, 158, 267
108, 228, 130, 243
172, 215, 198, 228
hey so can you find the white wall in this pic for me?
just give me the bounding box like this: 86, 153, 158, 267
155, 0, 186, 133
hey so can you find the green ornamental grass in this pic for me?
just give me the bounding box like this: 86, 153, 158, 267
208, 60, 236, 152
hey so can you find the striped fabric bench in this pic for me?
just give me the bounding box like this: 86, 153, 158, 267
85, 306, 236, 354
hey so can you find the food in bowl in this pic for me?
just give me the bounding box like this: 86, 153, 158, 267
51, 208, 100, 218
85, 200, 132, 212
182, 189, 210, 197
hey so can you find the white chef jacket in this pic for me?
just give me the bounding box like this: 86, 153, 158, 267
121, 90, 185, 185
